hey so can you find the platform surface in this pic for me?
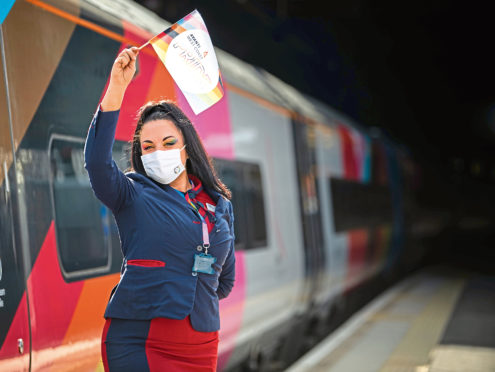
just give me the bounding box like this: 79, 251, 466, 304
287, 266, 495, 372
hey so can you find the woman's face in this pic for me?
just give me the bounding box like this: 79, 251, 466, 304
140, 119, 188, 165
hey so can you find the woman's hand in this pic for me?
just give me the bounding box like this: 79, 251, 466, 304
101, 47, 139, 111
110, 47, 139, 88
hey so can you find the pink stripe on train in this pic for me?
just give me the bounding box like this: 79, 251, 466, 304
175, 85, 235, 160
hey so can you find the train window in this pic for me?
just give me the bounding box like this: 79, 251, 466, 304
49, 137, 129, 278
213, 159, 245, 249
214, 158, 268, 250
243, 163, 267, 248
330, 177, 393, 232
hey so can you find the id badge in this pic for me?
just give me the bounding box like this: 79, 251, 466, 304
192, 253, 216, 275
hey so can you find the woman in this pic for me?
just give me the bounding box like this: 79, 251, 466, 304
84, 47, 235, 371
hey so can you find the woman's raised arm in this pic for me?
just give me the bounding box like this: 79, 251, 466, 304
84, 47, 141, 212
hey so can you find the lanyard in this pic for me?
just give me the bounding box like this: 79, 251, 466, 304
173, 187, 210, 254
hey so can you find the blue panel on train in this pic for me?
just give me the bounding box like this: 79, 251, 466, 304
0, 0, 16, 24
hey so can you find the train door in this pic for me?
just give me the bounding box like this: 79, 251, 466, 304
0, 26, 31, 371
291, 118, 326, 309
227, 91, 306, 339
314, 122, 348, 304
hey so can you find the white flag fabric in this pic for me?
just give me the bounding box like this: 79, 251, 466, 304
148, 10, 224, 114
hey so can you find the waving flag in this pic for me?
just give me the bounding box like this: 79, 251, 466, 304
141, 10, 224, 115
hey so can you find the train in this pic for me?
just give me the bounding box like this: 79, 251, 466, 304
0, 0, 443, 371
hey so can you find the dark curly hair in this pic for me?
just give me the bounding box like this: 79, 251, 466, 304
130, 100, 231, 200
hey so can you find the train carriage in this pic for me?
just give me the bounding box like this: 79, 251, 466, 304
0, 0, 426, 371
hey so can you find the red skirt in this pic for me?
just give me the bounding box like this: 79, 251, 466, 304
102, 316, 219, 372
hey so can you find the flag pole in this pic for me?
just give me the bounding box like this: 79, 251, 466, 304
138, 40, 150, 50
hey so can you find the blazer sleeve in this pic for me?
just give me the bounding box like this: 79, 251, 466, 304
216, 200, 236, 300
84, 106, 138, 212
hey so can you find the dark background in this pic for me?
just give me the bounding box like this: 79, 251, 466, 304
135, 0, 495, 268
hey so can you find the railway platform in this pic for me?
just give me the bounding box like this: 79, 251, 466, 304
287, 266, 495, 372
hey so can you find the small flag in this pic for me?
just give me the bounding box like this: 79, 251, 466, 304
143, 10, 224, 115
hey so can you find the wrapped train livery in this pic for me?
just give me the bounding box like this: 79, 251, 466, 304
0, 0, 439, 370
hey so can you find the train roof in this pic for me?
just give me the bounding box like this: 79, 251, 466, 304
84, 0, 171, 33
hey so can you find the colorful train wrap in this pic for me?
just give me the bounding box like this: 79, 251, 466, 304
0, 0, 432, 371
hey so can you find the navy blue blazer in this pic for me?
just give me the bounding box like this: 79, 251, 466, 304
84, 108, 235, 332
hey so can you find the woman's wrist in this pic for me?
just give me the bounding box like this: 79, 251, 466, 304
100, 82, 127, 111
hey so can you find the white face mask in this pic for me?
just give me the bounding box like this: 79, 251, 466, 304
141, 145, 186, 184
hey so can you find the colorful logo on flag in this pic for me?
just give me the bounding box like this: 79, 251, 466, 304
149, 10, 224, 115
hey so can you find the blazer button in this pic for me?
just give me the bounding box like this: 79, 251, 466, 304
196, 245, 203, 251
192, 271, 197, 276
